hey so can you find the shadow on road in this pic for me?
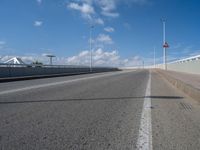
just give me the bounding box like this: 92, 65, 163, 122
0, 96, 184, 105
146, 96, 183, 99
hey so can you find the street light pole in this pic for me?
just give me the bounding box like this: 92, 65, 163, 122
45, 54, 55, 65
90, 25, 94, 72
162, 19, 166, 70
154, 47, 156, 68
162, 19, 167, 70
50, 57, 52, 65
143, 60, 144, 69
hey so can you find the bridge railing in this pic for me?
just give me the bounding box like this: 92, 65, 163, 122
154, 55, 200, 75
0, 63, 119, 79
0, 63, 88, 68
0, 63, 115, 69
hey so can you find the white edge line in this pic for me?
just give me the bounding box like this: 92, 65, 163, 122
136, 70, 152, 150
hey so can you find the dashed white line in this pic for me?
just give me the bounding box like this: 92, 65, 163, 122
136, 71, 152, 150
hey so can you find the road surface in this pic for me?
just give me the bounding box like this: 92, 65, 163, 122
0, 70, 200, 150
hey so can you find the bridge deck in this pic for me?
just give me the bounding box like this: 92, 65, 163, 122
0, 70, 200, 149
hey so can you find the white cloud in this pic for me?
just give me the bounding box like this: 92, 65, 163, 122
95, 0, 148, 18
123, 22, 132, 30
34, 21, 43, 27
67, 0, 149, 26
66, 50, 90, 65
104, 27, 115, 32
66, 49, 120, 66
0, 41, 6, 45
129, 0, 148, 4
88, 33, 114, 48
0, 54, 67, 65
101, 11, 119, 18
98, 0, 116, 12
96, 0, 119, 18
66, 48, 142, 67
36, 0, 42, 5
68, 2, 105, 25
0, 50, 144, 67
0, 41, 6, 50
122, 56, 143, 67
68, 3, 95, 15
96, 34, 113, 44
95, 18, 104, 25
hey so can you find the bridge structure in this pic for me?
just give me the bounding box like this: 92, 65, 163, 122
155, 54, 200, 74
0, 55, 200, 150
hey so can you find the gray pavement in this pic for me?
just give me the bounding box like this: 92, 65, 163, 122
0, 70, 200, 150
151, 71, 200, 150
158, 70, 200, 89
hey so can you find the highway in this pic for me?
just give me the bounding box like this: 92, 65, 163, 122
0, 70, 200, 150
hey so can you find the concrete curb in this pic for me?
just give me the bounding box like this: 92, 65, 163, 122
156, 69, 200, 103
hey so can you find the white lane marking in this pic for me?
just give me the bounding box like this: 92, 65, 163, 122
136, 71, 152, 150
0, 70, 135, 95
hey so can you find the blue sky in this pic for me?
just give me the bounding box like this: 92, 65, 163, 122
0, 0, 200, 66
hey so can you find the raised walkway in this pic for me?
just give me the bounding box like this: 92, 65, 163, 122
157, 69, 200, 102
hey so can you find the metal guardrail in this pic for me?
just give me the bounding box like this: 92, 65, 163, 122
0, 63, 87, 68
0, 63, 115, 69
0, 63, 119, 79
168, 55, 200, 64
153, 55, 200, 74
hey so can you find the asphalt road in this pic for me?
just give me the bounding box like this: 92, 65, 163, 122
0, 70, 200, 150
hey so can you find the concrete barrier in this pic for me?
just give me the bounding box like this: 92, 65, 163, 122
0, 66, 120, 81
156, 55, 200, 75
167, 60, 200, 74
